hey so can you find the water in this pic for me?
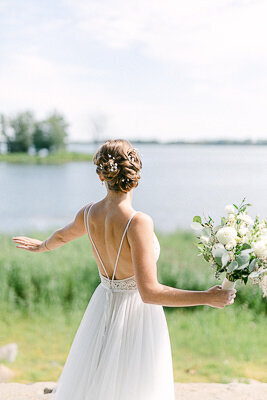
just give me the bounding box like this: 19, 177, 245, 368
1, 144, 266, 235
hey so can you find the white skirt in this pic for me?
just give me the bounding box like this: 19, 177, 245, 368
50, 277, 175, 400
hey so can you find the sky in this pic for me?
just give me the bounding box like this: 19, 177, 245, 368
1, 0, 267, 142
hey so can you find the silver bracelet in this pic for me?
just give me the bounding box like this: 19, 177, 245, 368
44, 240, 50, 251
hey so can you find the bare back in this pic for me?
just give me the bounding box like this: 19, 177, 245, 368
84, 201, 138, 280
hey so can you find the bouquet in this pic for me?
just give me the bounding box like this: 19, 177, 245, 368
191, 198, 267, 295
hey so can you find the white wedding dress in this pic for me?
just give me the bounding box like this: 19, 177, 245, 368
50, 202, 175, 400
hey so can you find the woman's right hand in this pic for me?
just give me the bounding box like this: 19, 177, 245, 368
205, 285, 236, 309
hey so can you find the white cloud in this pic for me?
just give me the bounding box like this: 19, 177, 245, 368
1, 0, 267, 141
68, 0, 267, 81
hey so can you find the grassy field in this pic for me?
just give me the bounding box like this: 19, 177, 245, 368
1, 306, 266, 383
0, 230, 266, 383
0, 151, 93, 164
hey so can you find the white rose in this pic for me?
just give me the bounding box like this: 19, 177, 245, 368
200, 235, 209, 243
225, 240, 237, 250
239, 226, 248, 236
225, 204, 235, 214
259, 227, 267, 237
253, 240, 267, 259
216, 227, 237, 245
238, 213, 254, 226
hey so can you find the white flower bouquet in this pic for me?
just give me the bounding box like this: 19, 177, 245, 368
191, 198, 267, 296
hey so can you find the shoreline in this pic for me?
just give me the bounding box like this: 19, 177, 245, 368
0, 151, 93, 164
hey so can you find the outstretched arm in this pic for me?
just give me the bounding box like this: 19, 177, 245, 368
12, 203, 91, 253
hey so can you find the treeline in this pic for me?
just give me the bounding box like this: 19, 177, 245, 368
0, 111, 68, 153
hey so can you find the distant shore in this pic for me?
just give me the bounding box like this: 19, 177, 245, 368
0, 151, 93, 164
69, 139, 267, 146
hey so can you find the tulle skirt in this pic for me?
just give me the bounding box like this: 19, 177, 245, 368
50, 282, 175, 400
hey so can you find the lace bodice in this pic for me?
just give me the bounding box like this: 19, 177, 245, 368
100, 232, 160, 291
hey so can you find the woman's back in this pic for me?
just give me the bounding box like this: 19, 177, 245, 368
85, 200, 138, 280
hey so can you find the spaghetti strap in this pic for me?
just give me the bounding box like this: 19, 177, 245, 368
85, 203, 110, 280
112, 211, 137, 281
84, 202, 138, 281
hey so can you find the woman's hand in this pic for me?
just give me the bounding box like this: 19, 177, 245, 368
12, 236, 47, 253
205, 285, 236, 309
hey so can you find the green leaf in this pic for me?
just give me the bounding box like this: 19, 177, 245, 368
193, 216, 202, 223
212, 245, 228, 267
236, 252, 250, 264
236, 252, 250, 269
240, 243, 251, 251
222, 252, 230, 267
248, 259, 257, 273
233, 204, 238, 209
191, 222, 202, 231
248, 270, 260, 279
227, 260, 238, 272
241, 248, 253, 254
203, 253, 210, 262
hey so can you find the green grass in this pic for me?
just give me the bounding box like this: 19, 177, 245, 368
0, 307, 266, 383
0, 151, 93, 164
0, 230, 266, 314
0, 230, 266, 382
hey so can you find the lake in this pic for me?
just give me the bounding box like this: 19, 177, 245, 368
1, 144, 266, 235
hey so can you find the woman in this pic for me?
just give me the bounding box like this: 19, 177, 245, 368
12, 139, 236, 400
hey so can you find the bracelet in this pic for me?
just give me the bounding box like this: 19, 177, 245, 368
44, 240, 50, 251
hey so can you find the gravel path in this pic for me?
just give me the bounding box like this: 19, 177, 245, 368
0, 381, 266, 400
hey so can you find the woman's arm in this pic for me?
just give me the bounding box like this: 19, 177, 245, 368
127, 212, 236, 308
12, 203, 91, 252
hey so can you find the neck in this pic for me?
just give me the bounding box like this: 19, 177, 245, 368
104, 187, 133, 207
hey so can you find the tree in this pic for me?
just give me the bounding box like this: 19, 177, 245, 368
6, 111, 34, 152
33, 111, 68, 152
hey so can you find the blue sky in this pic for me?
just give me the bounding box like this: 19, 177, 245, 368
1, 0, 267, 142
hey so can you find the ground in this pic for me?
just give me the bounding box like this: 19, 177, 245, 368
0, 381, 266, 400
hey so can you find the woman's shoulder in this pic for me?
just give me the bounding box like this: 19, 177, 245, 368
131, 210, 154, 232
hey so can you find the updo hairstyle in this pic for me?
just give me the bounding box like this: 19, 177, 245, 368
93, 139, 142, 192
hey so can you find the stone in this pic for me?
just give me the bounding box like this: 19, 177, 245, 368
0, 343, 18, 363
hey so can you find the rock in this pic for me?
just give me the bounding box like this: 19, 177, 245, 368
43, 387, 54, 394
0, 365, 15, 383
0, 382, 56, 399
0, 344, 18, 363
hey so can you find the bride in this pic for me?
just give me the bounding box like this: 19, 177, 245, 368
12, 139, 236, 400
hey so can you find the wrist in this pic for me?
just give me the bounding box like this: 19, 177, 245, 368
202, 290, 211, 306
43, 239, 50, 251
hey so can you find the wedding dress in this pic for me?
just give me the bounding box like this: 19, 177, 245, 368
51, 202, 175, 400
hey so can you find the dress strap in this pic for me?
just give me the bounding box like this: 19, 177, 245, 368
85, 202, 110, 280
111, 211, 138, 281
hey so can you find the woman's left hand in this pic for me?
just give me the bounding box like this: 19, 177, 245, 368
12, 236, 47, 253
